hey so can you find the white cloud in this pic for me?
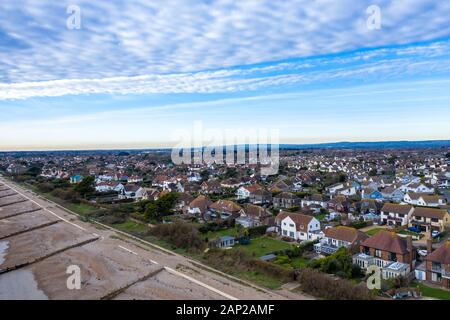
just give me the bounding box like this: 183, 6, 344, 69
1, 0, 450, 84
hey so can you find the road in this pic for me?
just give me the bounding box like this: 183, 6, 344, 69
0, 176, 311, 300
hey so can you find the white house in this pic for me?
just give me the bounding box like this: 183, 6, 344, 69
275, 211, 321, 241
121, 184, 145, 201
235, 184, 261, 200
380, 203, 414, 227
403, 193, 445, 207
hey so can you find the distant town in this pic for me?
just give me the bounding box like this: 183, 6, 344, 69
1, 143, 449, 300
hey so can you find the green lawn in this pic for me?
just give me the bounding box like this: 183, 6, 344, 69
202, 226, 240, 240
235, 236, 294, 257
115, 219, 149, 234
65, 202, 97, 215
415, 282, 450, 300
365, 228, 385, 236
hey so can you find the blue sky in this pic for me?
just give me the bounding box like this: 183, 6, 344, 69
1, 0, 450, 150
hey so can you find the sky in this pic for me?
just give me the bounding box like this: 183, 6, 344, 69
0, 0, 450, 151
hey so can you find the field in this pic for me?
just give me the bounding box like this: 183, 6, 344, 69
414, 282, 450, 300
234, 236, 295, 257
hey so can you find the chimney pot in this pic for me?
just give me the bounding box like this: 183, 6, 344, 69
427, 239, 433, 255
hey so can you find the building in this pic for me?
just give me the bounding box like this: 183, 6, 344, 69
403, 193, 446, 207
425, 241, 450, 289
235, 204, 273, 228
187, 195, 212, 216
353, 231, 416, 279
275, 211, 321, 241
314, 226, 368, 255
209, 200, 242, 220
236, 184, 262, 200
273, 192, 300, 209
248, 189, 272, 205
380, 203, 414, 227
409, 207, 450, 233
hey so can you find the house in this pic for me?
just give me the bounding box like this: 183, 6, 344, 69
200, 180, 222, 194
380, 186, 405, 202
187, 195, 212, 216
325, 183, 344, 195
248, 189, 272, 205
353, 231, 416, 279
327, 195, 349, 213
314, 226, 368, 255
142, 188, 160, 201
425, 241, 450, 289
361, 188, 383, 200
121, 184, 145, 201
6, 164, 27, 175
70, 175, 83, 184
405, 183, 435, 194
95, 181, 124, 193
337, 183, 357, 196
235, 204, 273, 228
409, 207, 450, 233
275, 211, 321, 241
128, 175, 143, 183
236, 184, 262, 200
174, 192, 194, 212
273, 192, 300, 209
216, 236, 235, 248
403, 193, 445, 207
220, 178, 242, 189
380, 203, 414, 227
209, 200, 242, 220
301, 194, 327, 208
269, 179, 290, 193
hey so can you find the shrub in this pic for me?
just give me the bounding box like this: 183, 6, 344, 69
150, 221, 205, 252
296, 268, 373, 300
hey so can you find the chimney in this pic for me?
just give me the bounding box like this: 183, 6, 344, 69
407, 236, 413, 254
427, 239, 433, 255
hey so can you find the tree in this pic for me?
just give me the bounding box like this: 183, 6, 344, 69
368, 169, 377, 176
200, 170, 209, 181
74, 176, 95, 197
446, 152, 450, 158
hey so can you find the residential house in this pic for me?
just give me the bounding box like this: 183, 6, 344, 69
209, 200, 242, 220
95, 181, 124, 193
403, 193, 445, 207
301, 194, 327, 208
235, 204, 273, 228
409, 207, 450, 233
121, 184, 145, 201
425, 241, 450, 289
380, 203, 414, 227
314, 226, 368, 255
380, 186, 405, 202
353, 231, 416, 279
273, 192, 300, 209
275, 211, 321, 241
200, 180, 222, 194
187, 195, 212, 217
174, 193, 194, 212
361, 188, 383, 200
327, 195, 349, 213
70, 175, 83, 184
248, 189, 272, 205
216, 236, 235, 248
236, 184, 262, 200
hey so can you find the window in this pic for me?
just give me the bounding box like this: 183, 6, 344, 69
289, 223, 294, 227
375, 249, 382, 258
282, 230, 287, 236
289, 231, 295, 238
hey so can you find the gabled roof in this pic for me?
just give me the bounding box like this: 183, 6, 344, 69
381, 203, 413, 215
324, 226, 368, 243
412, 207, 447, 220
275, 211, 314, 231
361, 231, 410, 254
426, 242, 450, 264
210, 199, 242, 213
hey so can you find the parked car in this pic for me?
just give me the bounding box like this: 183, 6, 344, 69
431, 230, 440, 238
